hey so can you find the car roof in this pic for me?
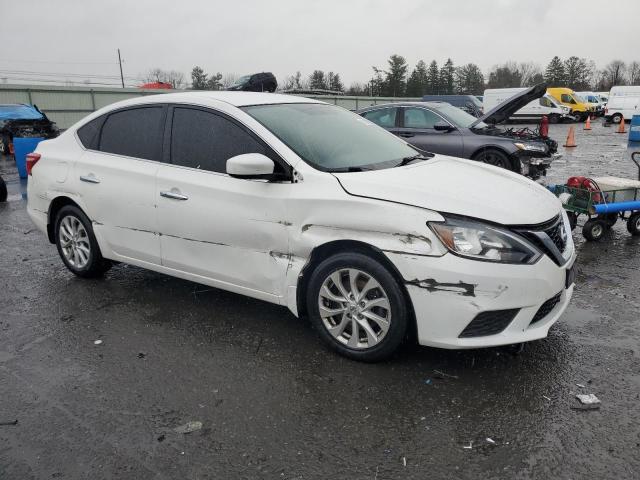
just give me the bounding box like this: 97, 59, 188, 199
358, 101, 451, 112
110, 91, 322, 108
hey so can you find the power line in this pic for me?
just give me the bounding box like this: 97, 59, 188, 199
0, 69, 143, 81
0, 58, 118, 65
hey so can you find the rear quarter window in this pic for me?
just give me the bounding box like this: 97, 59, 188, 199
76, 116, 105, 149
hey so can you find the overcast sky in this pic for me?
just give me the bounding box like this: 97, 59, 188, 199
1, 0, 638, 87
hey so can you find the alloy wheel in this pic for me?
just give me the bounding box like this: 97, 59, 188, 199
59, 215, 91, 268
318, 268, 391, 349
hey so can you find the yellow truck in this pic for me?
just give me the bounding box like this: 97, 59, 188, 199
547, 87, 594, 121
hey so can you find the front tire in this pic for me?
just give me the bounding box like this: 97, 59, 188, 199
473, 149, 512, 171
306, 252, 408, 362
611, 113, 623, 124
55, 205, 111, 278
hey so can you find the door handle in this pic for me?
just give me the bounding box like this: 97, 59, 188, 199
160, 190, 189, 201
80, 174, 100, 184
398, 132, 414, 138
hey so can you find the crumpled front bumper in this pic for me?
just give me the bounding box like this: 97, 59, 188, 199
384, 249, 576, 349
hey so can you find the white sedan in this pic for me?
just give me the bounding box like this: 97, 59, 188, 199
26, 92, 576, 361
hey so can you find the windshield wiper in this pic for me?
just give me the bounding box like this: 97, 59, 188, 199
395, 154, 430, 167
329, 166, 369, 173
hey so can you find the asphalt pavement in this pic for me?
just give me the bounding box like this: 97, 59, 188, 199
1, 120, 639, 479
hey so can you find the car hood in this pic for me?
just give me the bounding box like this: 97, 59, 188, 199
475, 82, 548, 126
333, 156, 561, 225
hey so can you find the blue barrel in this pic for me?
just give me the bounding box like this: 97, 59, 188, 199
13, 137, 44, 179
630, 115, 640, 142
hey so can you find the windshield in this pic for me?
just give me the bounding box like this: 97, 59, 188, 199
242, 103, 419, 171
431, 103, 487, 128
232, 75, 251, 86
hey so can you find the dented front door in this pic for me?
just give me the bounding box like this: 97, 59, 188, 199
156, 165, 291, 297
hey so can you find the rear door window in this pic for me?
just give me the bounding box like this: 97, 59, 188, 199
403, 108, 441, 129
99, 107, 164, 161
361, 108, 397, 128
170, 107, 270, 173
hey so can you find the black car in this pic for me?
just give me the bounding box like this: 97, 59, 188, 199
0, 104, 59, 155
226, 72, 277, 93
358, 84, 558, 180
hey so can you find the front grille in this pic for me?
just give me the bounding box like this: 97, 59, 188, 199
530, 292, 562, 326
545, 220, 567, 252
518, 215, 567, 266
459, 309, 520, 338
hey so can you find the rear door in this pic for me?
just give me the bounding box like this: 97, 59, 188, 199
75, 105, 164, 264
155, 105, 291, 297
360, 107, 401, 136
396, 107, 464, 157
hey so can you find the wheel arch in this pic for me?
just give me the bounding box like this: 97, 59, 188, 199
295, 239, 416, 336
46, 196, 84, 243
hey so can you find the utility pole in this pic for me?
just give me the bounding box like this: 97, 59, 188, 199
117, 49, 124, 88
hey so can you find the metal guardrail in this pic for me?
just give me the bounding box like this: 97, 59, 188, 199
0, 84, 420, 129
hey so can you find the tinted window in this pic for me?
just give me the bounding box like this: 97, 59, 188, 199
99, 107, 164, 160
362, 108, 397, 128
77, 116, 104, 149
171, 107, 268, 173
404, 108, 441, 129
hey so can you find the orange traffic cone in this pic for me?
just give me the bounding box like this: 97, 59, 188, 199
584, 115, 592, 130
564, 126, 577, 147
617, 117, 627, 133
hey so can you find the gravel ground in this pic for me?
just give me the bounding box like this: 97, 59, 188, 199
1, 120, 639, 479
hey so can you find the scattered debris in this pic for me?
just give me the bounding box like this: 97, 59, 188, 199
157, 434, 165, 442
576, 383, 586, 388
543, 395, 551, 401
137, 352, 146, 359
173, 421, 203, 434
424, 378, 432, 385
402, 456, 406, 467
93, 340, 103, 345
463, 441, 473, 449
486, 438, 496, 444
576, 393, 600, 405
433, 369, 458, 380
0, 419, 18, 426
572, 393, 601, 410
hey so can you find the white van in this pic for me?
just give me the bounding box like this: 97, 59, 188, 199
483, 88, 572, 123
576, 91, 605, 116
605, 86, 640, 123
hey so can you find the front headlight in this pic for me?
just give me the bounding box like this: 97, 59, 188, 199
429, 216, 541, 264
514, 142, 547, 153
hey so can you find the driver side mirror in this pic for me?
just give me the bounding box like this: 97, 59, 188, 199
226, 153, 275, 179
434, 121, 454, 132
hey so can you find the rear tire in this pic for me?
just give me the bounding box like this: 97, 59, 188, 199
0, 175, 6, 202
582, 218, 607, 242
627, 212, 640, 236
473, 149, 512, 171
55, 205, 111, 278
306, 252, 408, 362
548, 114, 560, 124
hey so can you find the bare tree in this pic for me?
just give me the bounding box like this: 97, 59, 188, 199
601, 60, 627, 90
144, 68, 184, 88
628, 61, 640, 85
518, 62, 543, 86
221, 73, 239, 89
